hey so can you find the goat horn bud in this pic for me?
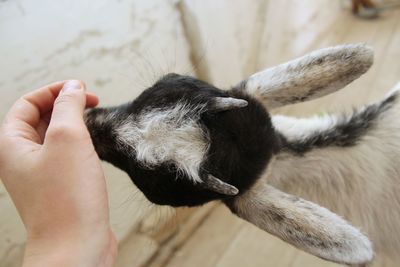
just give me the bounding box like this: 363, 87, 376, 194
202, 174, 239, 196
208, 97, 248, 113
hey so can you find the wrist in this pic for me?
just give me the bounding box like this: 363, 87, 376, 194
23, 226, 114, 267
23, 239, 85, 267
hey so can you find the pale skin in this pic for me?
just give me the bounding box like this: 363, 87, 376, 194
0, 80, 117, 267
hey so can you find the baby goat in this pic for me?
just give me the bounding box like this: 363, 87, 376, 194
84, 44, 398, 265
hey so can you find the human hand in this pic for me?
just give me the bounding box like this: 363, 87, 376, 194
0, 81, 117, 267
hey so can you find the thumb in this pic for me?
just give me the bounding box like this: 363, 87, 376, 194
46, 80, 88, 139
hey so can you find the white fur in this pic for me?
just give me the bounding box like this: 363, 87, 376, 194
245, 44, 373, 108
233, 182, 373, 264
237, 44, 400, 263
272, 114, 338, 142
266, 87, 400, 260
116, 103, 209, 183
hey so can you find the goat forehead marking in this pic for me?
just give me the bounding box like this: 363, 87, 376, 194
116, 103, 209, 183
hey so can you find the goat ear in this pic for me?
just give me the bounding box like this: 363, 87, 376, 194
237, 44, 373, 109
228, 182, 373, 265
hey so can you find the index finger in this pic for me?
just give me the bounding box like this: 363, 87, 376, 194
5, 80, 100, 127
2, 81, 99, 143
4, 81, 66, 128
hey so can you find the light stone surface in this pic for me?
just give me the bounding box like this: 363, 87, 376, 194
178, 0, 268, 88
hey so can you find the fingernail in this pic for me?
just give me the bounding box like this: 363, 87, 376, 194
62, 80, 83, 92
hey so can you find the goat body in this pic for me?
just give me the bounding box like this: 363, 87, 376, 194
84, 44, 399, 265
268, 85, 400, 258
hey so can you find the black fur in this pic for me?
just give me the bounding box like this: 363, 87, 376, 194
281, 93, 397, 154
85, 73, 396, 207
85, 74, 280, 207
